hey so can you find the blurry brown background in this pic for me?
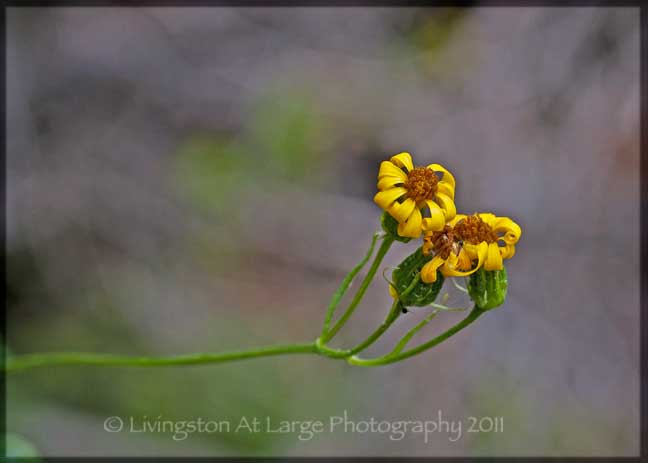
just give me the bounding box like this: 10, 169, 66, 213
6, 6, 640, 457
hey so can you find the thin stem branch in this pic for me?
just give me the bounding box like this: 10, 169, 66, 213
322, 235, 395, 342
348, 306, 485, 367
344, 270, 422, 356
321, 232, 381, 337
452, 278, 469, 293
346, 300, 402, 356
389, 310, 439, 355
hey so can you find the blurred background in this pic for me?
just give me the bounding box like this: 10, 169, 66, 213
6, 6, 640, 457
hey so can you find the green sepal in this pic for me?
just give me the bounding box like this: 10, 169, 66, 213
467, 266, 508, 310
381, 212, 412, 243
392, 247, 445, 307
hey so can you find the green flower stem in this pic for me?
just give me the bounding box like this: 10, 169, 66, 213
6, 343, 318, 373
346, 300, 402, 356
344, 271, 421, 356
322, 235, 395, 343
390, 310, 439, 355
347, 305, 485, 367
321, 232, 381, 337
314, 339, 351, 359
6, 307, 486, 372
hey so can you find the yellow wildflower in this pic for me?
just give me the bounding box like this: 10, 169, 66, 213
373, 152, 456, 238
420, 213, 521, 283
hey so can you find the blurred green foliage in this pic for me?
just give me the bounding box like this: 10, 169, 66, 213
175, 136, 250, 214
386, 8, 470, 83
410, 8, 467, 57
175, 89, 328, 216
5, 433, 41, 461
249, 91, 326, 182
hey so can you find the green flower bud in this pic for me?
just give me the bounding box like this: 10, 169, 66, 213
381, 212, 412, 243
391, 247, 445, 307
467, 266, 508, 310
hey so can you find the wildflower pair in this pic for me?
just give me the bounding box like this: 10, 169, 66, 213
374, 152, 521, 307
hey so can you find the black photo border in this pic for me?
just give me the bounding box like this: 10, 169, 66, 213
1, 1, 646, 462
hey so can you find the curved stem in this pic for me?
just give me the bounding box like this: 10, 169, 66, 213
348, 306, 485, 367
346, 300, 402, 356
321, 232, 381, 337
6, 343, 317, 373
314, 338, 351, 358
390, 309, 439, 355
345, 270, 421, 356
6, 307, 487, 372
322, 235, 395, 342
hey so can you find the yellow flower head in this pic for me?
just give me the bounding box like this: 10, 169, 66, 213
420, 213, 521, 283
373, 152, 456, 238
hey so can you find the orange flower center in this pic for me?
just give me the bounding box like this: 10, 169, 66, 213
453, 215, 498, 244
404, 167, 438, 202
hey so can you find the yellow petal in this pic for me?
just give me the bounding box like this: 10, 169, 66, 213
454, 241, 488, 276
448, 214, 467, 227
434, 193, 456, 221
474, 242, 489, 267
390, 152, 414, 172
490, 217, 522, 245
389, 284, 398, 299
421, 255, 445, 283
421, 200, 446, 231
442, 266, 478, 278
428, 163, 455, 189
477, 213, 496, 224
441, 257, 476, 277
378, 161, 408, 180
374, 187, 406, 209
484, 242, 503, 271
462, 242, 480, 260
388, 198, 416, 223
500, 244, 516, 259
377, 175, 406, 191
437, 181, 454, 199
457, 248, 472, 270
397, 208, 422, 238
422, 236, 434, 256
466, 242, 488, 264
